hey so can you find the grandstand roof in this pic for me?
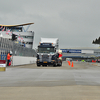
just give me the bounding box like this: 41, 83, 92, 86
0, 23, 34, 27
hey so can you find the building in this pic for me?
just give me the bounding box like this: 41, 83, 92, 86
0, 23, 34, 49
61, 47, 100, 61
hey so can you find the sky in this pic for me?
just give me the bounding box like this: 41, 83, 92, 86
0, 0, 100, 49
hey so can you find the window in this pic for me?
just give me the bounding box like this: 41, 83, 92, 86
26, 42, 33, 45
38, 47, 55, 53
23, 36, 33, 39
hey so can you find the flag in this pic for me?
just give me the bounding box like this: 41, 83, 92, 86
0, 26, 3, 29
6, 30, 12, 36
21, 37, 23, 42
18, 36, 21, 41
6, 30, 10, 35
2, 27, 5, 31
18, 36, 23, 41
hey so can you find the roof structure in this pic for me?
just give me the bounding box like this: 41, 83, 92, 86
0, 23, 34, 27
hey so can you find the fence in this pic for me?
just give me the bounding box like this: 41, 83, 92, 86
0, 37, 37, 60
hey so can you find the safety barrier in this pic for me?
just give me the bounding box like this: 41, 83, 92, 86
12, 56, 36, 66
0, 37, 37, 61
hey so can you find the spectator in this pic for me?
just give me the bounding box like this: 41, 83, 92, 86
22, 40, 25, 47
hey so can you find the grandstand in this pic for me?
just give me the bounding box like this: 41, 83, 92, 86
0, 23, 34, 49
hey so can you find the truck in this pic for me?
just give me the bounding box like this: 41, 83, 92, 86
36, 38, 62, 67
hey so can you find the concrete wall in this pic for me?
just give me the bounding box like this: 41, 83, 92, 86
12, 56, 36, 66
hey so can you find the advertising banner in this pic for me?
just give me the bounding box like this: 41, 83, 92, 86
61, 49, 81, 53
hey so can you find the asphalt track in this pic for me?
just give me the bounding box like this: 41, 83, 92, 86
0, 61, 100, 100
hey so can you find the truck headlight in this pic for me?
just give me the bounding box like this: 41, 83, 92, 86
37, 59, 40, 61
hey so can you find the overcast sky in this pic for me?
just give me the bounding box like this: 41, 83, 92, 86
0, 0, 100, 49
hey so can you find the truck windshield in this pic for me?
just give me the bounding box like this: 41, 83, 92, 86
38, 47, 55, 53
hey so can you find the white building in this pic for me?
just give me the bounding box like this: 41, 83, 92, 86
0, 23, 34, 49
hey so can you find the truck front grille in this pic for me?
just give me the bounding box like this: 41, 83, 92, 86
42, 55, 49, 61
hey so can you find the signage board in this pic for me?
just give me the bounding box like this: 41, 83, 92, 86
41, 43, 52, 46
0, 60, 6, 71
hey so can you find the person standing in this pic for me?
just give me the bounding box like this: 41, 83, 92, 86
7, 52, 11, 66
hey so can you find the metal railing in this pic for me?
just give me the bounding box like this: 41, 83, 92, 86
0, 37, 36, 60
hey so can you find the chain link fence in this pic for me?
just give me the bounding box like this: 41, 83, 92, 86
0, 37, 36, 60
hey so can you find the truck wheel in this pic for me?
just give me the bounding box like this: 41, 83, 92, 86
42, 65, 47, 67
53, 63, 57, 67
42, 65, 44, 67
57, 62, 62, 66
37, 64, 40, 67
60, 63, 62, 66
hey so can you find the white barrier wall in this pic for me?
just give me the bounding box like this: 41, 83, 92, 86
12, 56, 36, 66
82, 50, 94, 54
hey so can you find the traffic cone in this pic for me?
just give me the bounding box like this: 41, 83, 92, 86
67, 61, 71, 66
71, 61, 74, 67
